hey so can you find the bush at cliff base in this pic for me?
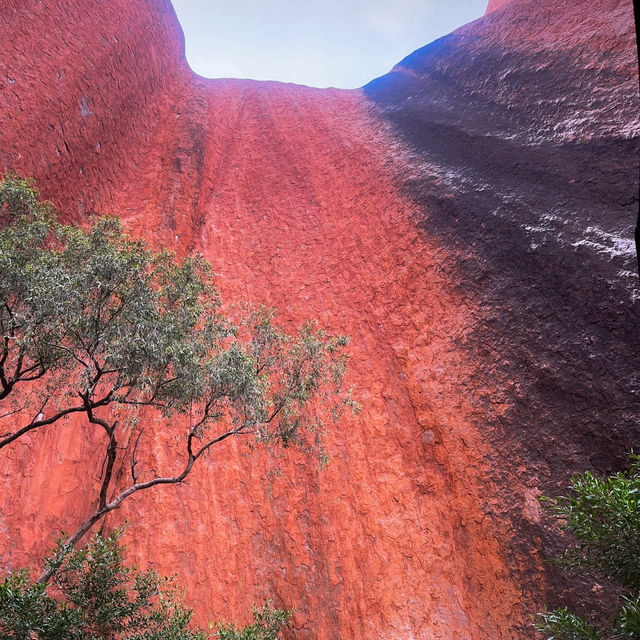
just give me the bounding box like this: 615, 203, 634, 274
0, 530, 292, 639
214, 603, 294, 640
535, 454, 640, 639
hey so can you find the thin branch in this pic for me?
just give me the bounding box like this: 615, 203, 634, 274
17, 370, 45, 383
0, 403, 27, 421
43, 341, 90, 369
256, 360, 269, 375
29, 395, 50, 426
0, 316, 17, 397
0, 389, 115, 450
193, 426, 245, 460
118, 399, 171, 410
129, 429, 144, 484
0, 325, 11, 376
1, 350, 50, 401
265, 398, 287, 424
11, 345, 26, 385
37, 423, 247, 584
0, 404, 86, 449
14, 360, 45, 378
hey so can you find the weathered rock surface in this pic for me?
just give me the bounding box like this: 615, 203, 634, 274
486, 0, 514, 13
0, 0, 638, 638
364, 0, 640, 622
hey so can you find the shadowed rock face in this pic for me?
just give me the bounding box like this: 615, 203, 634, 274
0, 0, 638, 638
364, 0, 640, 619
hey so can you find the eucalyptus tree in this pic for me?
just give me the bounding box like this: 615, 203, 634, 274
0, 175, 352, 582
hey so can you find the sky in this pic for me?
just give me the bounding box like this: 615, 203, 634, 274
171, 0, 488, 89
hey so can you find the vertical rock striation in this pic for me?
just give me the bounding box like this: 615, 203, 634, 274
1, 0, 638, 637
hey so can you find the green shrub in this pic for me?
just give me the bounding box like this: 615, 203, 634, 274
0, 531, 206, 639
535, 454, 640, 639
0, 532, 293, 640
215, 603, 293, 640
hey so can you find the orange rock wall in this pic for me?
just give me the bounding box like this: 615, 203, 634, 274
366, 0, 639, 626
0, 0, 186, 218
1, 0, 638, 638
485, 0, 514, 13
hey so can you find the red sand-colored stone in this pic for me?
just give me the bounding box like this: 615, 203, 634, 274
0, 0, 637, 638
486, 0, 514, 13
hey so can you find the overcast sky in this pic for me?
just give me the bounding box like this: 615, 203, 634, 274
171, 0, 488, 89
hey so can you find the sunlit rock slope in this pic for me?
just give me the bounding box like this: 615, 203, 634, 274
1, 0, 638, 637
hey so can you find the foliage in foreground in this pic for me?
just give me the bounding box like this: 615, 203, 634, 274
0, 531, 205, 639
215, 603, 294, 640
0, 531, 293, 640
535, 454, 640, 640
0, 174, 354, 580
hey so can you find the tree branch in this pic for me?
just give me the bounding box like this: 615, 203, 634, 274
0, 404, 86, 449
99, 425, 117, 509
0, 330, 11, 395
0, 389, 115, 450
79, 391, 118, 511
36, 423, 247, 584
0, 403, 27, 421
129, 429, 143, 485
43, 341, 90, 369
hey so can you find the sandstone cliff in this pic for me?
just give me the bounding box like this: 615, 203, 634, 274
0, 0, 638, 638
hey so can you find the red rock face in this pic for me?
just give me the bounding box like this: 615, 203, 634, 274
485, 0, 514, 13
0, 1, 638, 638
365, 0, 639, 625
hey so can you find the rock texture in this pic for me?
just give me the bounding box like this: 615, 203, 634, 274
0, 0, 638, 638
486, 0, 514, 13
364, 0, 640, 623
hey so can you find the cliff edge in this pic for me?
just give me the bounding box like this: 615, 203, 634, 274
1, 0, 638, 638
